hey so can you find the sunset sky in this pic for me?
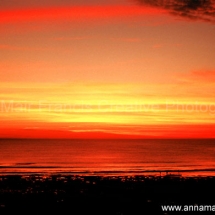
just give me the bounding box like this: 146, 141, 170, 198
1, 0, 215, 138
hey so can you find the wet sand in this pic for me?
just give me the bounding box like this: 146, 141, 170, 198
0, 175, 215, 214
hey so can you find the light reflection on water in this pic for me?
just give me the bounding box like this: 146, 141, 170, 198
0, 139, 215, 176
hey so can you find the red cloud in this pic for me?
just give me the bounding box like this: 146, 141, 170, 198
177, 70, 215, 83
190, 70, 215, 82
0, 5, 164, 24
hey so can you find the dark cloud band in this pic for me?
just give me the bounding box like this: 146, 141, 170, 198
136, 0, 215, 23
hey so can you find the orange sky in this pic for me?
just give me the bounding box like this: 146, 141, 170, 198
1, 0, 215, 138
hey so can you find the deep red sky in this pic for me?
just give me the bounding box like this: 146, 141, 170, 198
1, 0, 215, 138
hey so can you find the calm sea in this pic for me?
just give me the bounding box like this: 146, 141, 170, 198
0, 139, 215, 176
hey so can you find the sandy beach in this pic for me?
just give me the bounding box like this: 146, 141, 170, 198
0, 174, 215, 214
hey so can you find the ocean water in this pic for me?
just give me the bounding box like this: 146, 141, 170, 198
0, 139, 215, 176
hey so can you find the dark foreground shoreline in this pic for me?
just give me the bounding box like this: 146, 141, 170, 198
0, 175, 215, 215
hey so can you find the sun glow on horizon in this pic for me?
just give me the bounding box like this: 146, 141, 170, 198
1, 0, 215, 138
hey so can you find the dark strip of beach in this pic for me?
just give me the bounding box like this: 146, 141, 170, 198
0, 175, 215, 215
